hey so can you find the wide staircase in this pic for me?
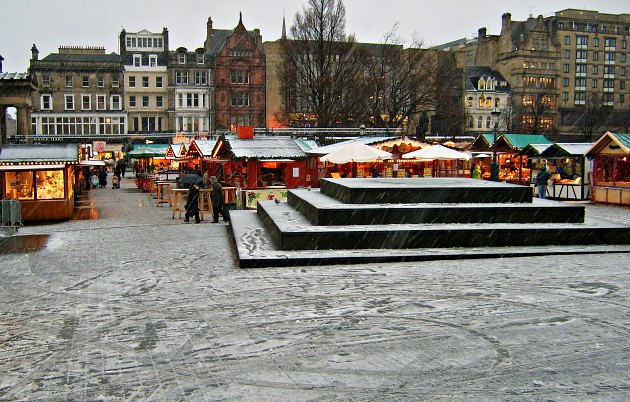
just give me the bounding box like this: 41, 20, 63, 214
229, 178, 630, 267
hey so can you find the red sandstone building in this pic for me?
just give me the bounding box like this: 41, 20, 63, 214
206, 13, 266, 131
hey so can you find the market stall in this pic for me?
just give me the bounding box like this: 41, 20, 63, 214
211, 130, 319, 208
0, 143, 80, 222
586, 132, 630, 205
537, 143, 593, 200
128, 144, 171, 191
402, 144, 470, 178
469, 133, 550, 184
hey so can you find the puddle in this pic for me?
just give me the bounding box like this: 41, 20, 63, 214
0, 234, 49, 254
72, 207, 99, 220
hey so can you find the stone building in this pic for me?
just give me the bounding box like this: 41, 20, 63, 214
443, 9, 630, 138
119, 28, 169, 133
208, 14, 266, 130
464, 66, 511, 134
168, 44, 213, 134
0, 53, 36, 144
28, 45, 124, 138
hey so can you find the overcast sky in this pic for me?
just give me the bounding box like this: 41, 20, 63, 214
1, 0, 628, 73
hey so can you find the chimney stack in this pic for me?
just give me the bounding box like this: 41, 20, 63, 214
478, 27, 487, 39
204, 17, 213, 52
31, 44, 39, 61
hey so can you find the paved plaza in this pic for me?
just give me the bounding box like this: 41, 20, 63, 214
1, 175, 629, 400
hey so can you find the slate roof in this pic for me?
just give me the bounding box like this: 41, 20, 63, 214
465, 66, 510, 91
502, 134, 551, 150
41, 53, 120, 63
0, 72, 29, 80
222, 135, 308, 159
0, 143, 79, 163
210, 28, 261, 54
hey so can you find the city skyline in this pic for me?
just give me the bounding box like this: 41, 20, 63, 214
1, 0, 628, 73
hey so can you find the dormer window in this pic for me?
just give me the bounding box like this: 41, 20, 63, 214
178, 53, 186, 64
133, 54, 142, 67
149, 55, 157, 67
196, 53, 205, 64
478, 78, 486, 90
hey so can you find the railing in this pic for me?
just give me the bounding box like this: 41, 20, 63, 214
1, 199, 22, 235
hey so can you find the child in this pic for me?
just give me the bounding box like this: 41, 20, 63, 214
112, 175, 120, 189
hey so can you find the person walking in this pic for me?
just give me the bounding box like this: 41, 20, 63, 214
184, 183, 201, 224
209, 176, 229, 223
535, 166, 550, 199
472, 164, 482, 179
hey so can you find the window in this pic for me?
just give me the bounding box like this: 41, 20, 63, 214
604, 79, 615, 89
593, 51, 599, 61
112, 75, 119, 87
564, 36, 570, 45
622, 54, 627, 63
576, 64, 587, 76
621, 94, 625, 103
593, 65, 599, 75
42, 75, 50, 87
41, 94, 52, 110
133, 54, 142, 67
576, 50, 587, 60
196, 53, 205, 64
574, 91, 586, 105
156, 96, 163, 107
129, 76, 136, 88
230, 70, 249, 84
65, 75, 73, 87
592, 79, 598, 88
142, 96, 149, 107
97, 76, 104, 87
156, 76, 163, 88
111, 95, 121, 110
129, 96, 136, 107
562, 92, 569, 101
564, 50, 571, 59
82, 76, 89, 87
82, 94, 91, 110
467, 97, 473, 107
178, 53, 186, 64
563, 78, 569, 87
64, 94, 74, 110
577, 36, 588, 47
175, 71, 188, 84
575, 77, 586, 89
477, 116, 482, 129
604, 65, 615, 76
605, 38, 616, 48
149, 55, 157, 67
605, 52, 616, 63
485, 116, 491, 129
142, 76, 149, 88
621, 80, 626, 90
622, 40, 628, 49
563, 64, 570, 73
96, 94, 106, 110
621, 67, 626, 76
603, 93, 614, 105
594, 38, 600, 47
194, 71, 207, 85
230, 91, 249, 107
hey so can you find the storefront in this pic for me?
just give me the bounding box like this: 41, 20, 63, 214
469, 133, 550, 184
536, 143, 593, 200
0, 143, 79, 222
211, 132, 319, 208
587, 132, 630, 205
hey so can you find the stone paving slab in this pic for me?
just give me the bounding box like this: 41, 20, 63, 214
1, 174, 630, 400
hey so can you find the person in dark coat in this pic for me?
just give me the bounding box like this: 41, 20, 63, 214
535, 166, 550, 199
209, 176, 229, 223
98, 168, 108, 188
184, 183, 201, 223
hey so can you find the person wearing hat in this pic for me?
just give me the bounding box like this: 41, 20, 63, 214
209, 176, 229, 223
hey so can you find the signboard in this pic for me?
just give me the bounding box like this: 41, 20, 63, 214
93, 141, 106, 153
244, 188, 289, 209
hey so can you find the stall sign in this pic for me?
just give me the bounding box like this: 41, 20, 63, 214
93, 141, 106, 153
244, 189, 289, 209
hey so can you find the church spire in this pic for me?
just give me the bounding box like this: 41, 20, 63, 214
281, 15, 287, 39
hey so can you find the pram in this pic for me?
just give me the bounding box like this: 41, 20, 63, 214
112, 175, 120, 189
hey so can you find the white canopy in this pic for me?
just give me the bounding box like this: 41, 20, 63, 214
319, 141, 392, 164
402, 144, 470, 160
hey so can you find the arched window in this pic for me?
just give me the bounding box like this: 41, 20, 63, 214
477, 116, 483, 128
478, 78, 485, 90
486, 116, 492, 129
486, 78, 494, 91
468, 116, 474, 128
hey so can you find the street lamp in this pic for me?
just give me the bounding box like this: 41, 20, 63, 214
490, 107, 501, 181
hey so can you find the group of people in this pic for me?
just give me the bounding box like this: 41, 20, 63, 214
184, 168, 230, 224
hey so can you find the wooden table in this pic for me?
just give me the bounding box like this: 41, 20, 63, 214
155, 181, 174, 206
171, 188, 212, 220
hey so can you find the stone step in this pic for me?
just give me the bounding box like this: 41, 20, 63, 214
229, 209, 630, 268
320, 177, 533, 204
288, 188, 585, 225
256, 200, 630, 251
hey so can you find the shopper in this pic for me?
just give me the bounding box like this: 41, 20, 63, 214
535, 166, 550, 199
209, 176, 229, 223
184, 183, 201, 224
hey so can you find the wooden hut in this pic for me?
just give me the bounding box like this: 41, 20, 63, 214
587, 132, 630, 205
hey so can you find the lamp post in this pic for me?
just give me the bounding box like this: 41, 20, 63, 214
490, 107, 501, 181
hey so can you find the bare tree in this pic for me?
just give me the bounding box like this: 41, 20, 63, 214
575, 94, 611, 142
278, 0, 369, 129
429, 52, 465, 137
509, 92, 555, 134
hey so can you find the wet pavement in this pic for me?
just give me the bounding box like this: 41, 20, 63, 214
1, 175, 629, 400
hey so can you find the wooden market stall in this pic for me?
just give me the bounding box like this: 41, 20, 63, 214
587, 132, 630, 205
211, 130, 319, 208
469, 133, 550, 184
538, 143, 593, 200
128, 144, 171, 191
0, 143, 80, 222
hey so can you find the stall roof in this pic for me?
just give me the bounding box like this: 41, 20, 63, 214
518, 143, 552, 156
128, 144, 170, 158
586, 132, 630, 156
0, 143, 79, 164
188, 139, 216, 158
540, 143, 593, 157
221, 135, 309, 159
307, 136, 399, 155
501, 134, 551, 150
